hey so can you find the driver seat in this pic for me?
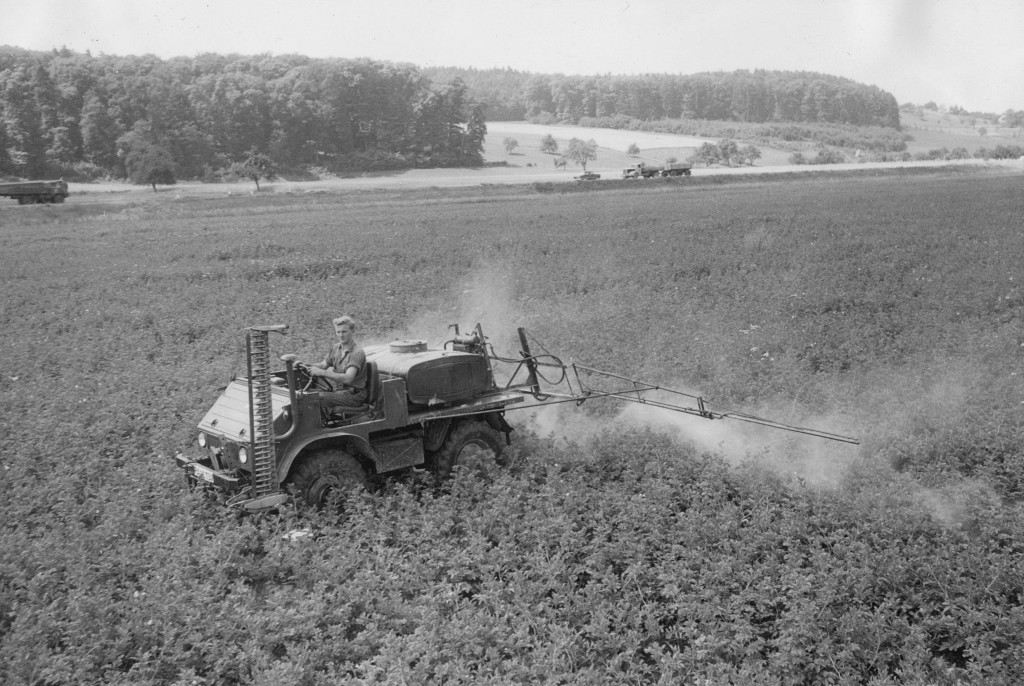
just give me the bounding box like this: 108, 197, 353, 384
326, 360, 382, 425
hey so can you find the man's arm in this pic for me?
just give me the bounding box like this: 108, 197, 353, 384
334, 349, 365, 386
310, 364, 358, 385
309, 350, 333, 378
311, 348, 363, 387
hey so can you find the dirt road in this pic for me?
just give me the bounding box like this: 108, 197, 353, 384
39, 122, 1024, 203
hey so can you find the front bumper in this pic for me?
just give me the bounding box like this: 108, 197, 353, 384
175, 453, 291, 512
175, 453, 244, 491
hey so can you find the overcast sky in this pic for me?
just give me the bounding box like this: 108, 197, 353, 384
3, 0, 1023, 113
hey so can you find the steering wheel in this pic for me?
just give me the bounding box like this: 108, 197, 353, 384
293, 362, 318, 392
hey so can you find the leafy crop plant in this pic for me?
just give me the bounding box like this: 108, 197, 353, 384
0, 168, 1021, 683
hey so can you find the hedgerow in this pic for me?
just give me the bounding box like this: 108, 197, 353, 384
576, 116, 910, 152
1, 168, 1022, 683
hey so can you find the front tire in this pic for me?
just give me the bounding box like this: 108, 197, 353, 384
433, 420, 505, 477
286, 449, 367, 508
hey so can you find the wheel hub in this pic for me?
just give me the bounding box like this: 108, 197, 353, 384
456, 440, 496, 471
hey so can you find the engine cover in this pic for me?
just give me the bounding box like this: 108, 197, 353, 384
366, 344, 489, 405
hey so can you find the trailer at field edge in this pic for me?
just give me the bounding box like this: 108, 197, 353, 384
660, 162, 692, 177
0, 179, 69, 204
621, 162, 691, 179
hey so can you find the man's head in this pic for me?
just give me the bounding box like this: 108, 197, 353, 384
333, 315, 356, 343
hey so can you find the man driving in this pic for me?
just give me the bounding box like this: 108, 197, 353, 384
309, 315, 368, 422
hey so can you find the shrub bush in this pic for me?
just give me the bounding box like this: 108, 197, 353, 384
326, 151, 410, 172
813, 147, 847, 164
585, 117, 909, 152
58, 161, 110, 182
989, 144, 1024, 159
527, 111, 559, 126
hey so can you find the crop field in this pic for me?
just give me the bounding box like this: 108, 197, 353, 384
483, 122, 710, 173
1, 167, 1023, 684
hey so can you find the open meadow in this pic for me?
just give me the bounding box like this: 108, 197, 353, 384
900, 108, 1023, 155
1, 167, 1023, 684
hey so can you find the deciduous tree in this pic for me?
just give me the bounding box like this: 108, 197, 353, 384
229, 150, 277, 191
0, 112, 11, 174
540, 134, 558, 154
739, 144, 762, 165
564, 137, 597, 171
80, 90, 120, 170
120, 132, 176, 190
693, 142, 720, 167
462, 102, 487, 166
717, 139, 740, 166
413, 77, 485, 166
3, 65, 48, 176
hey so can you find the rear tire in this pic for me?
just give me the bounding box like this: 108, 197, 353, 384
433, 420, 505, 477
286, 449, 367, 508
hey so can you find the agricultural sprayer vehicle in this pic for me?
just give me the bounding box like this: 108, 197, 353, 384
175, 323, 858, 512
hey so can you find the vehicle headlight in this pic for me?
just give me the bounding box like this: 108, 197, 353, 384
197, 433, 207, 448
238, 446, 248, 464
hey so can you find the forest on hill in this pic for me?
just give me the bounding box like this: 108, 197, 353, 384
423, 66, 902, 128
0, 47, 486, 180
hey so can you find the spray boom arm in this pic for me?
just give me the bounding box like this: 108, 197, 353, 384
491, 328, 859, 445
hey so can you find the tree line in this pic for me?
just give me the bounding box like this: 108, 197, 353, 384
0, 46, 908, 183
424, 67, 901, 129
0, 47, 486, 180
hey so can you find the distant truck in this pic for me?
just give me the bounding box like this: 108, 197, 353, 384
621, 162, 691, 179
0, 178, 69, 204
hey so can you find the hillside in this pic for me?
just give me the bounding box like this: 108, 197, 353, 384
424, 67, 901, 128
900, 107, 1023, 153
0, 49, 488, 180
482, 117, 1024, 173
